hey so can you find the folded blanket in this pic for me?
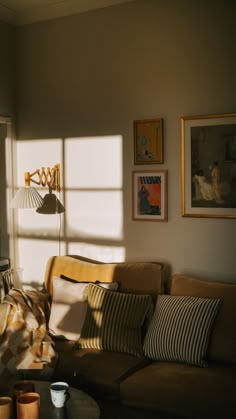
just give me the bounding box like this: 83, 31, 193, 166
0, 288, 57, 376
0, 304, 10, 335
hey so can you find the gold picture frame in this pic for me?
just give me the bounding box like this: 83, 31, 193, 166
181, 113, 236, 218
134, 118, 163, 164
132, 170, 168, 221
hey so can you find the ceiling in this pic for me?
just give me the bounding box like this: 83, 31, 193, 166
0, 0, 135, 26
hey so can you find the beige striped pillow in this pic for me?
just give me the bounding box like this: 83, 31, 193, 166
78, 283, 153, 356
143, 295, 221, 366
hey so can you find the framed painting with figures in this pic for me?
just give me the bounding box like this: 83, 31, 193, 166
181, 113, 236, 218
132, 170, 168, 221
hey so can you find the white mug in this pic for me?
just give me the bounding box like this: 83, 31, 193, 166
50, 382, 70, 408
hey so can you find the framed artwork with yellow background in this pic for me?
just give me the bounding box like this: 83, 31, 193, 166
134, 118, 163, 164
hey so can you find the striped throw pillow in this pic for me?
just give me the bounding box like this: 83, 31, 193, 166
49, 277, 119, 341
78, 283, 153, 356
143, 295, 221, 366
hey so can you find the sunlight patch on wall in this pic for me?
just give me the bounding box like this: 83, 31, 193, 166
65, 136, 122, 188
16, 238, 66, 289
65, 135, 123, 240
15, 139, 62, 186
13, 139, 64, 285
69, 242, 125, 263
16, 208, 63, 237
12, 134, 125, 286
66, 191, 123, 239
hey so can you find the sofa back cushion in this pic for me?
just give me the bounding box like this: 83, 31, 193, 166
169, 274, 236, 363
44, 255, 166, 300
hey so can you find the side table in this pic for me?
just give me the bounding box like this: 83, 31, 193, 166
35, 381, 100, 419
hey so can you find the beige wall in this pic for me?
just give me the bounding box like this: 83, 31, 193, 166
0, 124, 8, 257
15, 0, 236, 281
0, 21, 15, 116
0, 21, 15, 259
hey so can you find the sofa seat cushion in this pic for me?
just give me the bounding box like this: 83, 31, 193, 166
120, 361, 236, 417
53, 340, 150, 399
168, 274, 236, 363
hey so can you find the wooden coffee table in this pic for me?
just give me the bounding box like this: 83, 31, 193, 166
32, 381, 100, 419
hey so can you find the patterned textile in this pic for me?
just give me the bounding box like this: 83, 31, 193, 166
0, 288, 57, 376
143, 295, 221, 367
0, 269, 14, 302
78, 283, 153, 356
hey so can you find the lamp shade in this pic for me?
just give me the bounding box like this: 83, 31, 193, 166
36, 190, 65, 214
10, 187, 44, 208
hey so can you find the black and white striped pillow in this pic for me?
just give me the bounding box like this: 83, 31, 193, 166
78, 283, 153, 356
143, 295, 221, 366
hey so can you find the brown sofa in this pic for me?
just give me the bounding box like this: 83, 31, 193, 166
44, 255, 236, 419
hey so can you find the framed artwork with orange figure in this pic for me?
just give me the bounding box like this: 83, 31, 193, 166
134, 118, 163, 164
132, 170, 168, 221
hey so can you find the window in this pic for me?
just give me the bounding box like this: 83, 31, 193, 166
11, 135, 125, 288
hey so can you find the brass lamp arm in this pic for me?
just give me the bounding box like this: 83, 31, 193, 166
24, 163, 61, 192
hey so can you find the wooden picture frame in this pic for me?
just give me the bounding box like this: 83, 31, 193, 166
134, 118, 163, 164
132, 170, 168, 221
181, 113, 236, 218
